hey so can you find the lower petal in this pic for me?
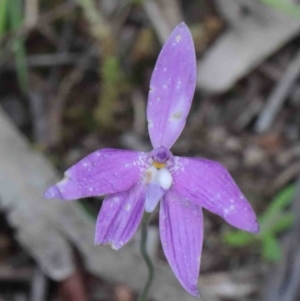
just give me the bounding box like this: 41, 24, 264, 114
95, 183, 146, 250
160, 189, 203, 296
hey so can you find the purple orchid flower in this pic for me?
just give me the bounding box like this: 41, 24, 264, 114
44, 22, 259, 296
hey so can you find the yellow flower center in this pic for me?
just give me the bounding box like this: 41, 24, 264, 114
153, 161, 166, 169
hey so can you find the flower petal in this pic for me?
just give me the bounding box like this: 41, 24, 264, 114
173, 157, 259, 233
44, 149, 147, 200
160, 189, 203, 296
95, 183, 145, 250
147, 22, 196, 149
145, 183, 165, 212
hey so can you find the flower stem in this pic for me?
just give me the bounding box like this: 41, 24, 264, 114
138, 213, 155, 301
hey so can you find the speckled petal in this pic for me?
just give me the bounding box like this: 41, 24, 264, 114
44, 149, 148, 200
160, 189, 203, 296
173, 157, 259, 233
147, 22, 196, 149
95, 183, 146, 250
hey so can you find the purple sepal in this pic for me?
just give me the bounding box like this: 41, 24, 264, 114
43, 149, 147, 200
173, 157, 259, 233
160, 189, 203, 297
95, 183, 146, 250
147, 22, 196, 149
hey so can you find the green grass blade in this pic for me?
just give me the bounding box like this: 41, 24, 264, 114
260, 0, 300, 17
260, 184, 295, 223
8, 0, 28, 94
13, 40, 28, 94
0, 0, 8, 36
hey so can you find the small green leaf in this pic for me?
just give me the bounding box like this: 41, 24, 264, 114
223, 184, 294, 263
223, 230, 254, 247
262, 234, 281, 262
272, 213, 295, 233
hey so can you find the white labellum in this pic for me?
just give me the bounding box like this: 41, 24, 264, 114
158, 168, 172, 190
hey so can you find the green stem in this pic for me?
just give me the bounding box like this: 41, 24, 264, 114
138, 213, 155, 301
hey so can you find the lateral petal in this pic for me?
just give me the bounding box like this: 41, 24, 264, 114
147, 22, 196, 149
160, 189, 203, 296
173, 157, 259, 233
95, 183, 146, 250
44, 149, 147, 200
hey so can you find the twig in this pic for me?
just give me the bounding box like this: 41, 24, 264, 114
74, 0, 111, 40
269, 161, 300, 194
0, 2, 76, 64
255, 47, 300, 133
24, 0, 39, 29
0, 2, 75, 42
132, 89, 146, 136
111, 0, 132, 33
234, 97, 263, 130
0, 266, 33, 282
277, 143, 300, 165
28, 77, 49, 146
47, 45, 98, 147
233, 76, 263, 130
26, 53, 84, 68
143, 0, 183, 44
0, 53, 81, 72
43, 0, 76, 148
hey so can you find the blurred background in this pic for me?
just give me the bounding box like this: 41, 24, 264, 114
1, 0, 300, 300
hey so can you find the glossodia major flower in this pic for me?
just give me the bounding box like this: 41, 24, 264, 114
44, 22, 259, 297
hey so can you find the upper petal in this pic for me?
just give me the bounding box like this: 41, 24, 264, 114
160, 189, 203, 296
172, 157, 259, 233
95, 183, 146, 250
147, 22, 196, 149
44, 149, 147, 200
